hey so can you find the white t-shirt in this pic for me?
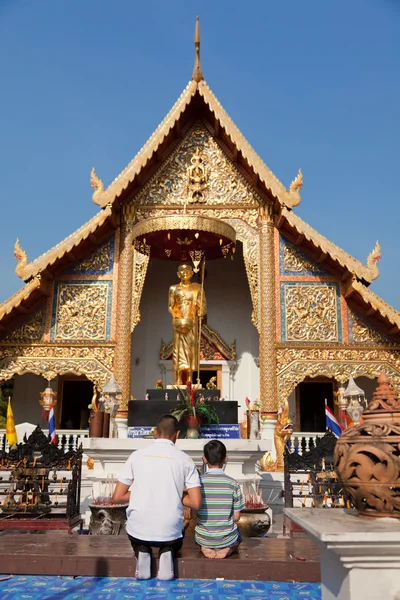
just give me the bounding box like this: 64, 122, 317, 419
119, 438, 200, 542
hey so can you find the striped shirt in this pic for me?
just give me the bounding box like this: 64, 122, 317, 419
195, 468, 245, 549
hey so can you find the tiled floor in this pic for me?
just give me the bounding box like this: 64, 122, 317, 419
0, 575, 321, 600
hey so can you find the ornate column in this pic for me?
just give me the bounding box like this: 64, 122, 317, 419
258, 203, 278, 419
114, 206, 135, 418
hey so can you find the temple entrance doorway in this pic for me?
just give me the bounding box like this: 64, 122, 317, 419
297, 378, 334, 433
59, 377, 93, 430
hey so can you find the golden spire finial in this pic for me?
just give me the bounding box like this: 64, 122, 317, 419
192, 16, 203, 83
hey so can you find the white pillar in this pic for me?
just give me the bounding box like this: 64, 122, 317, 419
115, 416, 128, 439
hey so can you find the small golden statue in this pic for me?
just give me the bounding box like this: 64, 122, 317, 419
206, 376, 217, 390
168, 262, 206, 385
274, 399, 293, 472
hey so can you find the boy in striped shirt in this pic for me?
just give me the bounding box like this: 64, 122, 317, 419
195, 440, 245, 559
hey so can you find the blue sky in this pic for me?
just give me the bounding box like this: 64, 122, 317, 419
0, 0, 399, 309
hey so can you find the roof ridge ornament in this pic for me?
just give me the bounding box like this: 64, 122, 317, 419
366, 240, 381, 281
192, 16, 203, 83
14, 238, 28, 279
90, 167, 104, 206
285, 168, 302, 208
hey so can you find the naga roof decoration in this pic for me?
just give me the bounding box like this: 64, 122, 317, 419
280, 208, 380, 284
15, 204, 113, 282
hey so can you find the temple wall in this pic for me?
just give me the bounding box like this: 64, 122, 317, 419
131, 244, 259, 411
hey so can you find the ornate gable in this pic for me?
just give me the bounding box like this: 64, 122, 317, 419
133, 122, 261, 210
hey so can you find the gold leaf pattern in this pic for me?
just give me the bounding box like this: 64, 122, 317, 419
53, 283, 109, 341
284, 284, 339, 342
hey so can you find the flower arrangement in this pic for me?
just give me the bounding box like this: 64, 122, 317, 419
170, 382, 219, 424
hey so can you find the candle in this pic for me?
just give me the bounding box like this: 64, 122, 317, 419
42, 476, 44, 490
67, 459, 71, 470
321, 458, 326, 471
19, 494, 22, 505
33, 457, 37, 467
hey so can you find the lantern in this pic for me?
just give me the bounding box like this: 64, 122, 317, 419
39, 381, 57, 422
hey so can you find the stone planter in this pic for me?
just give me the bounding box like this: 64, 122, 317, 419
334, 373, 400, 519
237, 507, 271, 537
89, 503, 128, 535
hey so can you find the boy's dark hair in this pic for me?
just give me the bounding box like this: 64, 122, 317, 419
156, 415, 179, 438
204, 439, 227, 466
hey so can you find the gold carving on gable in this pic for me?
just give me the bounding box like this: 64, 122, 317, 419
71, 239, 113, 274
350, 310, 391, 345
2, 308, 45, 342
284, 284, 339, 342
283, 244, 321, 274
186, 148, 208, 203
276, 347, 400, 406
134, 122, 261, 208
131, 249, 150, 332
53, 283, 109, 341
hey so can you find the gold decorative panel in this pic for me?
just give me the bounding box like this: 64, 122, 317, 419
70, 238, 114, 274
134, 122, 261, 208
282, 283, 340, 343
276, 347, 400, 407
0, 344, 114, 390
2, 309, 45, 342
52, 282, 111, 341
131, 249, 150, 332
349, 309, 392, 345
281, 238, 326, 275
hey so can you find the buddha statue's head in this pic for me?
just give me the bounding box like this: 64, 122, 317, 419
177, 262, 193, 284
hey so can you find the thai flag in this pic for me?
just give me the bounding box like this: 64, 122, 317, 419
325, 400, 344, 438
48, 404, 56, 445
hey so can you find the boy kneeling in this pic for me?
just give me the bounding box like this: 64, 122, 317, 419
195, 440, 244, 559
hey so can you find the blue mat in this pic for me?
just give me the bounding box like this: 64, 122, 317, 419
0, 575, 321, 599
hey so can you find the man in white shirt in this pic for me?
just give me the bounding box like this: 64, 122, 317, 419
113, 415, 201, 580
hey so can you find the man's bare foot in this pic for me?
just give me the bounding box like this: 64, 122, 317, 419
201, 547, 217, 559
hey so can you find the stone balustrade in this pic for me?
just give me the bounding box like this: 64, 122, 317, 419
288, 431, 326, 455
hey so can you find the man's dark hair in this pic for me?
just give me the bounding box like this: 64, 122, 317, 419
156, 415, 179, 438
203, 439, 227, 466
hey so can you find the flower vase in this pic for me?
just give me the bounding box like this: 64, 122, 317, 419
185, 415, 201, 439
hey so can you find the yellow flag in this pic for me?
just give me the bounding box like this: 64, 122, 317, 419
6, 398, 17, 446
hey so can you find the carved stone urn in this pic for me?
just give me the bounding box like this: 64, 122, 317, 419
334, 373, 400, 518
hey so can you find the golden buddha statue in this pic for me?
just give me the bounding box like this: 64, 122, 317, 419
168, 262, 206, 385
